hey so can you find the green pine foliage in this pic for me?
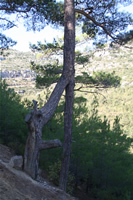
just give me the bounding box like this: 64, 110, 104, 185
30, 40, 121, 90
48, 160, 74, 194
75, 71, 121, 87
0, 79, 28, 154
71, 98, 133, 199
0, 77, 133, 199
39, 96, 133, 199
30, 61, 62, 88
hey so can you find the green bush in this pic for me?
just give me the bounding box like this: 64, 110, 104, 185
0, 79, 28, 154
48, 160, 74, 194
71, 99, 133, 199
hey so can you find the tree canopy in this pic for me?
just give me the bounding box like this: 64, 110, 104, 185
0, 0, 133, 50
0, 0, 64, 52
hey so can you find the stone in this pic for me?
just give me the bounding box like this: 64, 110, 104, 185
9, 155, 23, 170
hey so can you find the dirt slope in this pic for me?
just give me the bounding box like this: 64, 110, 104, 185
0, 144, 76, 200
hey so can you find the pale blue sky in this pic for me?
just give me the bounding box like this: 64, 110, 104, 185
2, 3, 133, 52
3, 21, 63, 52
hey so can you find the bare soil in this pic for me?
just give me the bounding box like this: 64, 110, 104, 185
0, 144, 76, 200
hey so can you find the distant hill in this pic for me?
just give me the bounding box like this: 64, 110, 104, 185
0, 42, 133, 137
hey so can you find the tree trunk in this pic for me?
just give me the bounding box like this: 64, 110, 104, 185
24, 74, 69, 179
59, 0, 75, 191
24, 0, 75, 185
24, 120, 41, 179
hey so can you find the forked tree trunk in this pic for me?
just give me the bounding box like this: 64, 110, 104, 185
24, 113, 62, 179
24, 0, 75, 188
24, 75, 69, 179
59, 0, 75, 191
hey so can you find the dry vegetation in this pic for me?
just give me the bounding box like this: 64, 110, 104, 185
0, 42, 133, 137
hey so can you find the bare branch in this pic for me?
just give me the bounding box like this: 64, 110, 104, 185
75, 8, 117, 41
39, 139, 62, 150
123, 46, 133, 49
74, 87, 107, 100
0, 17, 17, 27
74, 84, 110, 91
0, 4, 33, 13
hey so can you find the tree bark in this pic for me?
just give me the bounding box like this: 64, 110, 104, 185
59, 0, 75, 191
24, 0, 75, 185
24, 74, 69, 179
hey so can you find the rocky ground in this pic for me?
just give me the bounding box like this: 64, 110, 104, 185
0, 144, 76, 200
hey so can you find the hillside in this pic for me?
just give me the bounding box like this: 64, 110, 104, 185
0, 144, 76, 200
0, 42, 133, 138
0, 42, 133, 200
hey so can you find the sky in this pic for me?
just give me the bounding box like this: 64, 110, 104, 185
2, 3, 133, 52
3, 21, 64, 52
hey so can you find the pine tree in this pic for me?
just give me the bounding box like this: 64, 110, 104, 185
0, 0, 132, 191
